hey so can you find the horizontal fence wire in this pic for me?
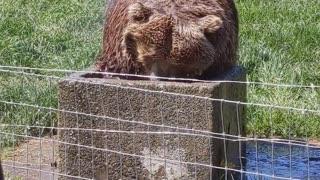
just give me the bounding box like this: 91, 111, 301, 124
1, 65, 320, 88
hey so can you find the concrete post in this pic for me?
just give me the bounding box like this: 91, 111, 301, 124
57, 66, 247, 180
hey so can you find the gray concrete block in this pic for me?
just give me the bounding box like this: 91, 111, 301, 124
57, 66, 247, 180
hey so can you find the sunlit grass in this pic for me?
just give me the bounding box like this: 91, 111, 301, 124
236, 0, 320, 137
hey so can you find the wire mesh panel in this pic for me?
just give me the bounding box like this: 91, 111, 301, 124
0, 66, 320, 180
0, 68, 59, 180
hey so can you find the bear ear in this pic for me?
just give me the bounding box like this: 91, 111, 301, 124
198, 15, 223, 33
122, 30, 139, 57
128, 2, 153, 23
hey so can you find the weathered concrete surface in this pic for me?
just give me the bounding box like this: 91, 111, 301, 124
57, 66, 247, 180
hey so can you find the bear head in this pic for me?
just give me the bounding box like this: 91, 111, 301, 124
122, 2, 223, 78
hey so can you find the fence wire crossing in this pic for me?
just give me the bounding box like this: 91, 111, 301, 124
0, 66, 319, 180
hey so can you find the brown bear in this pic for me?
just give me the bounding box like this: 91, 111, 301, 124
96, 0, 238, 80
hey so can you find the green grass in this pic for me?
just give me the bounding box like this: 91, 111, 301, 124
0, 0, 105, 69
0, 0, 106, 146
0, 0, 319, 146
237, 0, 320, 138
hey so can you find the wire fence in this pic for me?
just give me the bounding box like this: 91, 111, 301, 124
0, 66, 319, 180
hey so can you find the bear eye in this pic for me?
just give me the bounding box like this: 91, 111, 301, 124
129, 4, 153, 23
195, 13, 206, 19
132, 14, 146, 22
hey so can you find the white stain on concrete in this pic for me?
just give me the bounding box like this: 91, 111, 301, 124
141, 147, 190, 179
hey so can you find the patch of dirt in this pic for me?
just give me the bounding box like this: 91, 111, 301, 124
1, 136, 59, 180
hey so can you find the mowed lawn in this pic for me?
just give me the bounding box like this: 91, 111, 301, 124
0, 0, 319, 146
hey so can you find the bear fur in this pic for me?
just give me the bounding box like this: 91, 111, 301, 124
96, 0, 239, 80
